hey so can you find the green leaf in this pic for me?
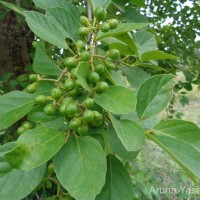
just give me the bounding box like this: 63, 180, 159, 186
89, 0, 111, 11
33, 0, 67, 9
110, 114, 145, 151
54, 136, 106, 200
96, 155, 133, 200
5, 127, 65, 170
24, 11, 68, 48
123, 67, 150, 91
0, 91, 35, 130
76, 62, 92, 92
46, 5, 80, 42
94, 85, 136, 115
0, 143, 45, 200
33, 42, 62, 76
110, 70, 127, 87
137, 74, 175, 120
97, 23, 148, 40
122, 9, 148, 23
108, 125, 139, 160
147, 120, 200, 182
0, 1, 25, 16
142, 50, 179, 61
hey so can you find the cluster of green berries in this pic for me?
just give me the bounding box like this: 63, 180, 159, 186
25, 7, 121, 137
17, 121, 33, 135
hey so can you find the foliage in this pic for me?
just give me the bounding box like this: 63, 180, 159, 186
0, 0, 200, 200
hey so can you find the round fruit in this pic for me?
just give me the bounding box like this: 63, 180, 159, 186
51, 88, 63, 100
17, 126, 26, 135
82, 98, 94, 108
70, 68, 77, 79
61, 97, 74, 104
95, 64, 105, 74
78, 27, 89, 38
80, 16, 90, 27
44, 104, 56, 116
82, 110, 95, 123
87, 71, 100, 84
32, 41, 37, 48
104, 58, 115, 69
64, 57, 77, 69
46, 180, 52, 189
29, 74, 38, 82
72, 0, 79, 4
80, 51, 91, 61
76, 40, 85, 50
101, 22, 110, 32
96, 81, 109, 93
94, 7, 107, 21
26, 82, 38, 93
77, 125, 89, 136
93, 111, 103, 121
70, 87, 81, 97
125, 161, 132, 170
22, 121, 33, 130
65, 103, 78, 117
47, 163, 54, 175
90, 120, 103, 127
35, 95, 46, 104
108, 19, 119, 29
59, 103, 67, 115
108, 49, 120, 60
64, 79, 75, 91
69, 118, 81, 130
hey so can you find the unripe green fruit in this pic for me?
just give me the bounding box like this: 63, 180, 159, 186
91, 120, 103, 127
125, 161, 132, 170
64, 57, 77, 69
59, 103, 67, 115
104, 58, 116, 70
64, 79, 76, 91
72, 0, 79, 4
80, 16, 90, 27
108, 19, 119, 29
82, 110, 95, 123
26, 82, 38, 93
101, 22, 110, 32
83, 98, 94, 108
46, 180, 52, 189
32, 41, 37, 48
65, 103, 78, 117
51, 88, 63, 100
70, 68, 77, 79
77, 125, 89, 136
80, 51, 91, 61
78, 27, 89, 38
22, 121, 33, 130
47, 163, 54, 176
17, 126, 26, 135
93, 111, 103, 121
96, 81, 109, 93
29, 74, 38, 82
44, 104, 56, 116
108, 49, 120, 60
70, 87, 81, 97
35, 95, 46, 104
95, 64, 105, 74
94, 7, 107, 21
87, 71, 100, 84
76, 40, 85, 50
69, 118, 81, 130
61, 97, 74, 104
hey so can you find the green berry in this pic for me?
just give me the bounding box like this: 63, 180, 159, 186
46, 180, 52, 189
70, 68, 77, 79
108, 19, 119, 29
87, 71, 100, 84
65, 103, 78, 117
61, 97, 74, 105
17, 126, 26, 135
22, 121, 33, 130
90, 120, 103, 127
35, 95, 46, 104
64, 79, 76, 91
64, 57, 77, 69
82, 110, 95, 123
94, 7, 107, 21
80, 16, 90, 27
32, 41, 37, 48
95, 64, 105, 74
59, 103, 67, 115
76, 40, 85, 50
78, 27, 89, 38
101, 23, 110, 32
26, 82, 38, 93
83, 98, 94, 108
96, 81, 109, 93
29, 74, 38, 82
51, 88, 63, 100
70, 87, 81, 97
80, 51, 91, 61
69, 118, 81, 130
44, 104, 56, 116
77, 125, 89, 136
108, 49, 120, 60
104, 58, 116, 69
93, 111, 103, 121
47, 163, 54, 175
